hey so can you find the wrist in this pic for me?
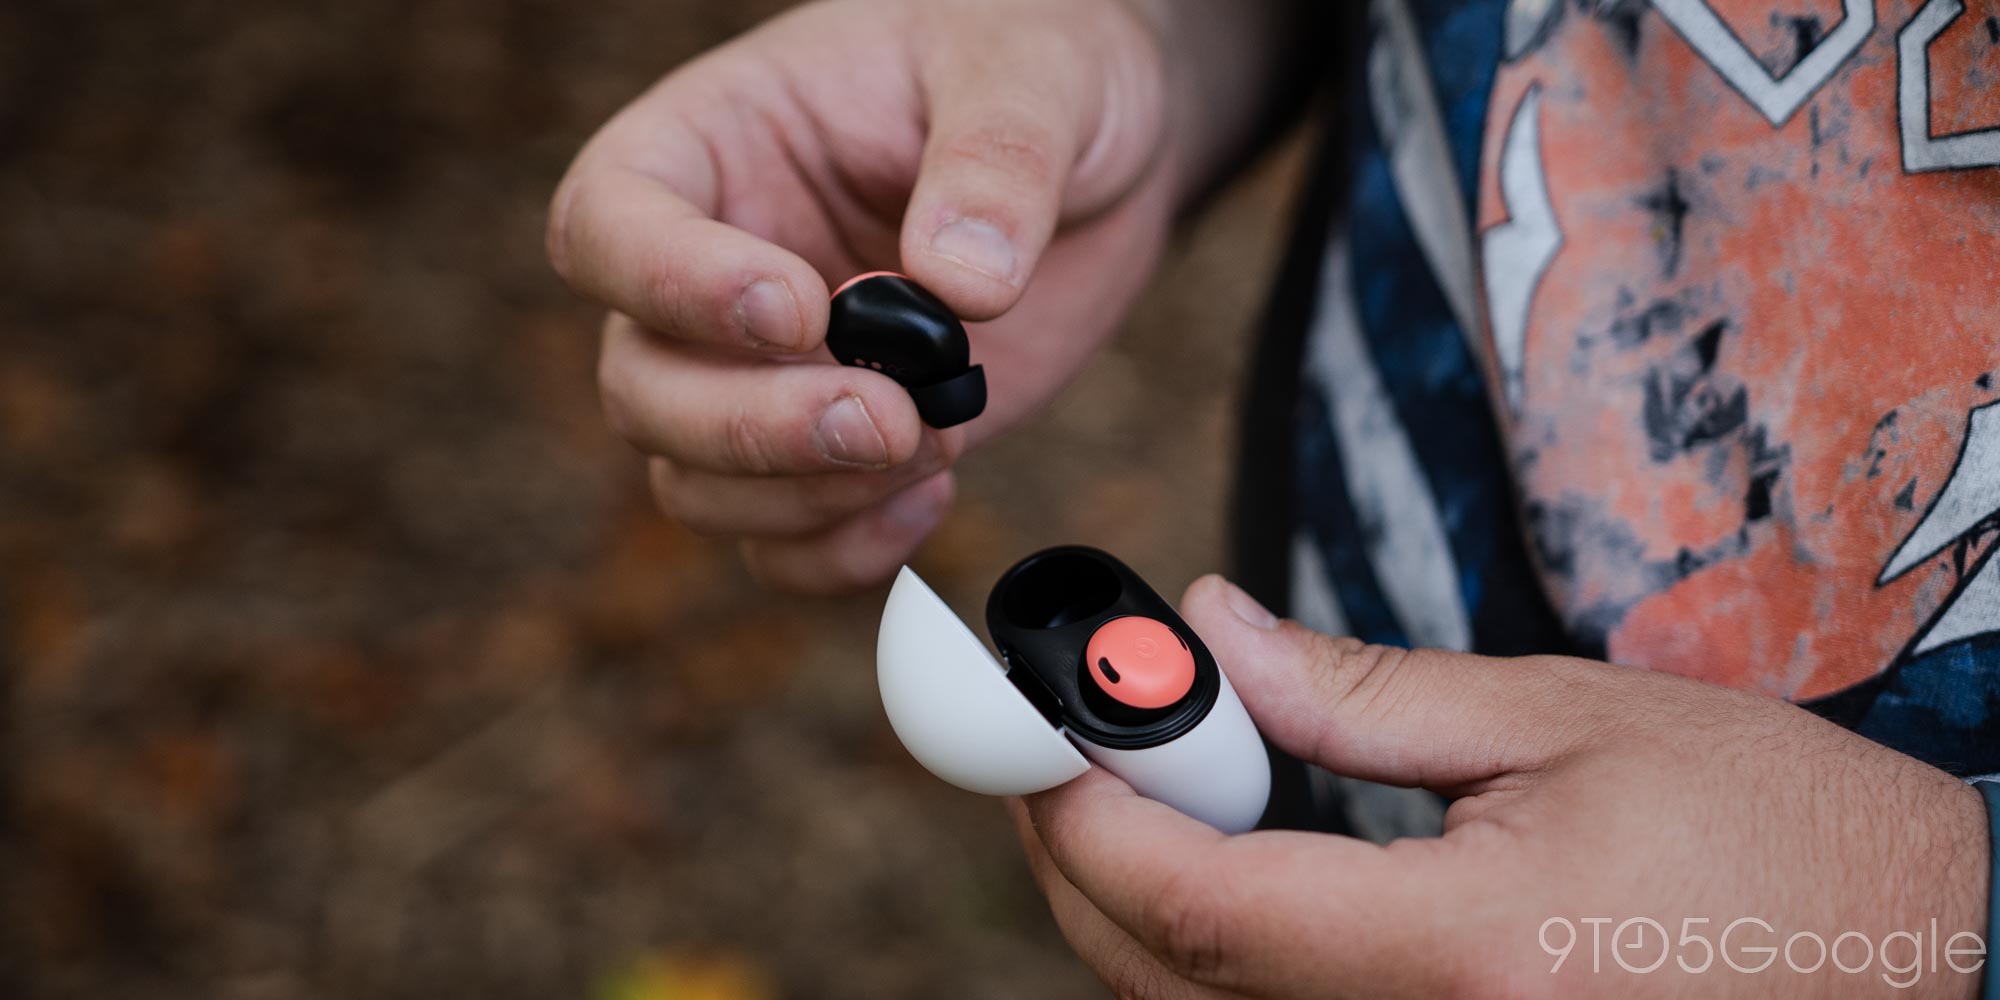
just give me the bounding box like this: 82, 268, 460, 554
1115, 0, 1314, 209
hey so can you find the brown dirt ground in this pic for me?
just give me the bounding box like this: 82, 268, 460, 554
0, 1, 1305, 996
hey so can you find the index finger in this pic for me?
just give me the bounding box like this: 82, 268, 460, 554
1024, 769, 1471, 997
547, 115, 829, 354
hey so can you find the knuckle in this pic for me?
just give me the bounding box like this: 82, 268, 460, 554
645, 246, 692, 335
945, 123, 1060, 191
1301, 636, 1422, 765
1310, 636, 1413, 719
720, 406, 781, 475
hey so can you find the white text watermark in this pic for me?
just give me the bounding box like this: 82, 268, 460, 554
1540, 917, 1985, 990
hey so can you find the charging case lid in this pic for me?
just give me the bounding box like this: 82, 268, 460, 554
878, 567, 1089, 796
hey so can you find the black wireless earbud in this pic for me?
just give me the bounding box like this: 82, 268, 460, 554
825, 272, 986, 429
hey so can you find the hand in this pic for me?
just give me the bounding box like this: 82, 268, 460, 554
547, 0, 1178, 593
1014, 576, 1991, 998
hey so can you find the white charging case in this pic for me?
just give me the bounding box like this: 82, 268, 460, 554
877, 564, 1274, 834
878, 566, 1090, 795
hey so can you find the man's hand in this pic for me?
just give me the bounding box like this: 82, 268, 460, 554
548, 0, 1180, 593
1015, 576, 1991, 998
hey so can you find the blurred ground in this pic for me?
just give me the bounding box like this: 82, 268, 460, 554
0, 1, 1304, 997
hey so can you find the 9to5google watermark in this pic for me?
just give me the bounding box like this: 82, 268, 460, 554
1540, 917, 1985, 990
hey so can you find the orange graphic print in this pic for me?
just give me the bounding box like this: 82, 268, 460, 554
1478, 0, 2000, 699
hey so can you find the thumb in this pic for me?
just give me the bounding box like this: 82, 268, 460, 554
898, 22, 1101, 320
1177, 575, 1624, 792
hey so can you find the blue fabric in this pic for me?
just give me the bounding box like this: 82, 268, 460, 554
1294, 0, 1568, 657
1847, 634, 2000, 777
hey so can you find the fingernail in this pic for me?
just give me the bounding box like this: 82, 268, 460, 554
1221, 580, 1279, 630
882, 477, 950, 530
738, 278, 800, 350
813, 395, 890, 468
928, 217, 1017, 286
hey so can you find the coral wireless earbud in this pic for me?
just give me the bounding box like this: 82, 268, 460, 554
876, 545, 1310, 834
1085, 616, 1196, 711
826, 272, 986, 429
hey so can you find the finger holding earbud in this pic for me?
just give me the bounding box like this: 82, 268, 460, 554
549, 117, 830, 355
899, 4, 1160, 321
899, 60, 1072, 315
599, 314, 931, 476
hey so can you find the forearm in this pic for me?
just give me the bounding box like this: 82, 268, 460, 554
1127, 0, 1323, 207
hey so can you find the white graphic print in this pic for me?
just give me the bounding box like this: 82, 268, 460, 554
1880, 402, 2000, 582
1880, 401, 2000, 655
1289, 530, 1353, 638
1897, 0, 2000, 172
1912, 554, 2000, 655
1651, 0, 1874, 126
1305, 239, 1473, 652
1505, 0, 1565, 59
1368, 0, 1482, 345
1480, 85, 1561, 414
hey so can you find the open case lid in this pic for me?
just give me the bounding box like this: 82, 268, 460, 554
878, 567, 1090, 796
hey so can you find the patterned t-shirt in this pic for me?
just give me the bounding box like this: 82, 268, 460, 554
1256, 0, 2000, 784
